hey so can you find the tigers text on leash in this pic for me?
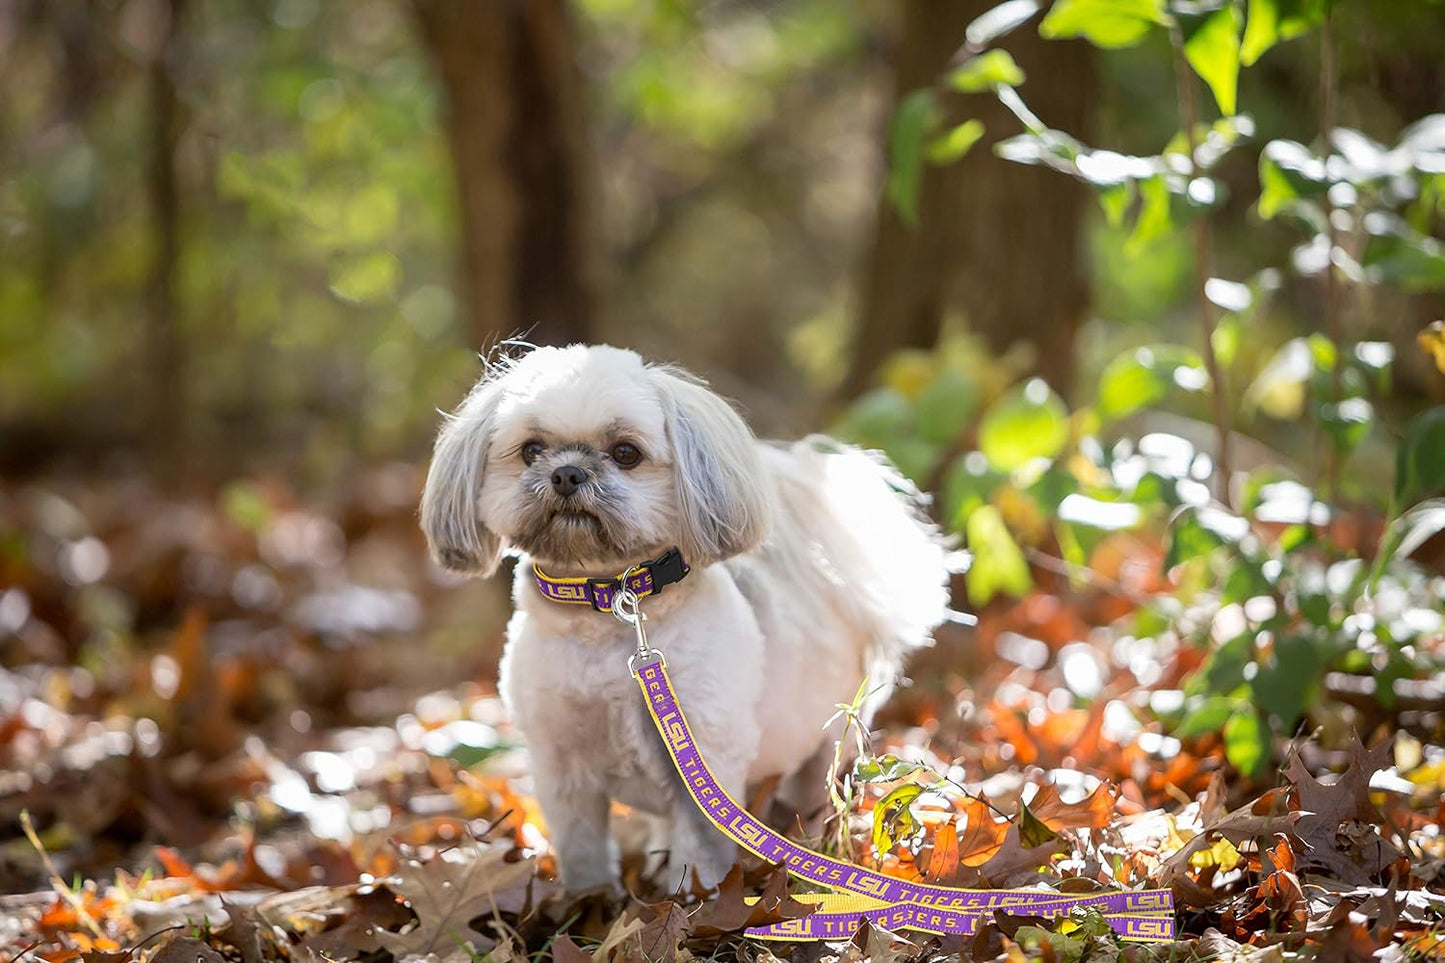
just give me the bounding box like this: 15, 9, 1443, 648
611, 586, 1177, 944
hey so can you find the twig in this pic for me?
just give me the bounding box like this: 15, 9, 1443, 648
1169, 24, 1233, 507
19, 810, 107, 940
1022, 546, 1153, 608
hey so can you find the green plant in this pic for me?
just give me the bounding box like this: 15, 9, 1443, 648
839, 0, 1445, 779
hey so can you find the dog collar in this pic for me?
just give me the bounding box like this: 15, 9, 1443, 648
531, 547, 690, 612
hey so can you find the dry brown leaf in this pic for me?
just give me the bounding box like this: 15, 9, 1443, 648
1286, 736, 1402, 884
375, 843, 536, 963
551, 934, 595, 963
1157, 789, 1300, 893
150, 936, 225, 963
688, 863, 813, 938
955, 796, 1008, 868
1026, 781, 1117, 831
631, 900, 689, 963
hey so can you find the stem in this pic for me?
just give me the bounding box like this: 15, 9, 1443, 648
1169, 27, 1233, 506
1320, 6, 1346, 505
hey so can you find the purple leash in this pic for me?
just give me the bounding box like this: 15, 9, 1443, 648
611, 587, 1175, 943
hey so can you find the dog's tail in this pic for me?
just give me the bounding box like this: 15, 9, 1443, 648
782, 436, 956, 664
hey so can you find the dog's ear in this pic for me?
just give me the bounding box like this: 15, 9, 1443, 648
652, 366, 769, 566
420, 375, 504, 576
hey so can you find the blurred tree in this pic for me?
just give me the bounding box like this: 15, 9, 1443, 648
841, 0, 1094, 400
147, 0, 186, 468
412, 0, 599, 349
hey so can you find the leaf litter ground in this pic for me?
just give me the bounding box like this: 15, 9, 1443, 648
2, 471, 1444, 962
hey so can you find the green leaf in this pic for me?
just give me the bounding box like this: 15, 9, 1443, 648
1190, 632, 1254, 697
886, 90, 940, 227
1251, 633, 1321, 728
872, 783, 925, 854
1184, 5, 1243, 117
1017, 800, 1060, 848
1241, 0, 1329, 66
947, 50, 1026, 93
1126, 174, 1173, 256
1222, 559, 1272, 604
836, 387, 912, 449
1257, 140, 1330, 221
328, 251, 401, 304
1223, 709, 1270, 777
1240, 0, 1280, 65
1388, 499, 1445, 561
1175, 695, 1236, 738
965, 504, 1034, 605
1097, 179, 1135, 228
1318, 398, 1373, 455
855, 754, 924, 783
1245, 337, 1312, 419
1362, 226, 1445, 292
1166, 506, 1249, 568
943, 457, 1007, 529
977, 379, 1069, 471
1096, 344, 1208, 422
1396, 406, 1445, 505
914, 369, 980, 444
1257, 152, 1298, 220
926, 120, 987, 165
882, 439, 942, 486
1038, 0, 1167, 48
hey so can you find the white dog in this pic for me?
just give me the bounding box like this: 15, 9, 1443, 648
420, 344, 949, 893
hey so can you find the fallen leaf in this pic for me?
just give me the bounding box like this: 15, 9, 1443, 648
150, 936, 225, 963
1286, 737, 1402, 884
688, 864, 813, 938
632, 899, 689, 963
1027, 781, 1118, 831
551, 935, 594, 963
955, 795, 1008, 868
923, 820, 960, 882
375, 842, 537, 963
1016, 801, 1059, 848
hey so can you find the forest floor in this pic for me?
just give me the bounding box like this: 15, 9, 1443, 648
1, 468, 1442, 962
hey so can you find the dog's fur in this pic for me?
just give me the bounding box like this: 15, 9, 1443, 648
420, 345, 949, 893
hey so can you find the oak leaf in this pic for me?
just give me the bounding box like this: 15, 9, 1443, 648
955, 795, 1008, 868
688, 864, 813, 938
1026, 781, 1118, 831
375, 842, 537, 963
1285, 737, 1402, 884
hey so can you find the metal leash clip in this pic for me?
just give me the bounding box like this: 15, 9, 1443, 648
614, 565, 664, 676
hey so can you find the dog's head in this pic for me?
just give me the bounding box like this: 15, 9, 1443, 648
420, 345, 768, 576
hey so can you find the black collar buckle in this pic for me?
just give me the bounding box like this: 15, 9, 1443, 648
646, 548, 689, 592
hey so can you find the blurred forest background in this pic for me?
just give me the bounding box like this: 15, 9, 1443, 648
4, 0, 1442, 477
4, 0, 1445, 955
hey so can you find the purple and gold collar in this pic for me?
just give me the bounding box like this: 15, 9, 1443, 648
532, 547, 690, 612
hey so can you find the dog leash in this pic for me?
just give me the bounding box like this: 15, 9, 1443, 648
610, 585, 1176, 944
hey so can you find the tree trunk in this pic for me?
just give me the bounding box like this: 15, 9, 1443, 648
147, 0, 185, 469
412, 0, 598, 351
841, 0, 1094, 399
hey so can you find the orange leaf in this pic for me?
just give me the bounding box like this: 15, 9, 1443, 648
155, 846, 195, 879
956, 796, 1009, 867
924, 821, 960, 882
1028, 782, 1118, 831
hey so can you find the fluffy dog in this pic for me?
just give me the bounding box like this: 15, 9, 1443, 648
420, 344, 949, 893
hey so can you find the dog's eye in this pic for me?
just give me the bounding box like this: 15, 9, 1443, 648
610, 442, 642, 469
521, 440, 546, 465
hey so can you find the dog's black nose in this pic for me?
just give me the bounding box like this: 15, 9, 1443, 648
550, 465, 586, 496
